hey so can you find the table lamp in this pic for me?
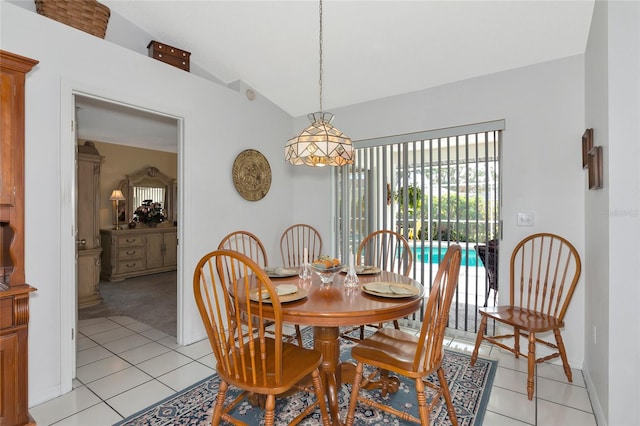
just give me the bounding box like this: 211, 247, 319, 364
110, 189, 126, 230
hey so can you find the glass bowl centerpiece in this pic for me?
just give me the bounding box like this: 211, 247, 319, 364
311, 256, 343, 285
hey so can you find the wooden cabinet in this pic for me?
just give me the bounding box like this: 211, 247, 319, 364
147, 40, 190, 72
146, 230, 177, 270
100, 227, 177, 281
77, 142, 103, 308
0, 50, 38, 426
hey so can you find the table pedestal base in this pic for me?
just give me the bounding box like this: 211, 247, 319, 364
313, 326, 402, 425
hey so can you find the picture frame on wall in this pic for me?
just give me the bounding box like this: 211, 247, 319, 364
582, 128, 593, 169
588, 145, 603, 190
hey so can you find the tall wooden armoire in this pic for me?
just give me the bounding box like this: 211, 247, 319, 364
77, 141, 103, 307
0, 50, 38, 426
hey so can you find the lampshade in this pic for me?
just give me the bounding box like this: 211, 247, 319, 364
285, 0, 353, 167
285, 112, 353, 167
109, 189, 125, 201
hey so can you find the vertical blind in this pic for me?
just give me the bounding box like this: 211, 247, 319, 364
133, 187, 165, 211
335, 120, 503, 332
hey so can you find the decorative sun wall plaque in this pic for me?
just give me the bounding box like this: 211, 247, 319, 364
232, 149, 272, 201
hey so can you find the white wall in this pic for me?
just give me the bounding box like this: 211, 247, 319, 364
584, 1, 640, 425
294, 56, 587, 368
1, 3, 296, 406
584, 1, 610, 422
606, 2, 640, 423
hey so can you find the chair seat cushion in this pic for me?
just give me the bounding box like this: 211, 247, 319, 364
479, 306, 564, 332
220, 338, 323, 394
350, 328, 436, 378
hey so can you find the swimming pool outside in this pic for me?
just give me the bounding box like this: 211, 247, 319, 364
409, 244, 483, 267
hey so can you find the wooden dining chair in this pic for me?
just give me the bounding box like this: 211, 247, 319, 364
470, 233, 582, 400
218, 231, 303, 346
357, 229, 413, 276
193, 249, 331, 426
280, 224, 323, 267
218, 230, 268, 267
343, 229, 413, 341
344, 244, 461, 426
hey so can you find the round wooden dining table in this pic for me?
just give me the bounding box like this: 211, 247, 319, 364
259, 270, 424, 425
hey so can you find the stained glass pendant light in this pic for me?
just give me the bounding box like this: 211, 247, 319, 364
285, 0, 353, 167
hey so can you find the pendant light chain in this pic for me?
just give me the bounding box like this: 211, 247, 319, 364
284, 0, 353, 167
318, 0, 323, 113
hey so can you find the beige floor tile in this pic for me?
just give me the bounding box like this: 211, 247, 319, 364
51, 402, 123, 426
85, 366, 152, 400
106, 379, 175, 418
136, 350, 193, 377
76, 355, 132, 384
30, 386, 101, 426
157, 361, 214, 392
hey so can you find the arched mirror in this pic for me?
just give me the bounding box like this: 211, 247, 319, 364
117, 166, 177, 226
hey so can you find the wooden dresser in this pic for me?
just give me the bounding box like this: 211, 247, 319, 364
0, 50, 38, 426
100, 227, 177, 281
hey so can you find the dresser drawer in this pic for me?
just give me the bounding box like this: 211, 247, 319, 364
147, 40, 190, 72
117, 247, 144, 261
117, 235, 145, 248
116, 259, 146, 274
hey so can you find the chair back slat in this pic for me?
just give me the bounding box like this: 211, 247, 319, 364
357, 230, 413, 276
509, 233, 581, 321
416, 244, 461, 372
194, 249, 284, 388
280, 224, 323, 267
218, 230, 268, 267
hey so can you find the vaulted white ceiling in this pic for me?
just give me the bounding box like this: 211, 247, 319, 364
103, 0, 595, 117
13, 0, 596, 151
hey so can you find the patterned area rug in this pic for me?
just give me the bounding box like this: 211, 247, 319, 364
116, 328, 496, 426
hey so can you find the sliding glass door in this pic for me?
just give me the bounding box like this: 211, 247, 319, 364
335, 120, 503, 332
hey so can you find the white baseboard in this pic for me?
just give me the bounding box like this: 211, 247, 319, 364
582, 366, 607, 426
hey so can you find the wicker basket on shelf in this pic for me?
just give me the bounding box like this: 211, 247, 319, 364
35, 0, 110, 39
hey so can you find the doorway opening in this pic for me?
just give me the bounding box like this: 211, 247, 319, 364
71, 93, 181, 382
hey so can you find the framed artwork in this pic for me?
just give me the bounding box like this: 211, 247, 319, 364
582, 128, 593, 169
588, 145, 603, 190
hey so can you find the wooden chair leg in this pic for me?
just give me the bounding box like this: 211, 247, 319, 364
527, 332, 536, 400
471, 315, 487, 366
345, 362, 364, 426
264, 394, 276, 426
359, 325, 365, 340
311, 368, 331, 426
392, 320, 400, 329
437, 367, 458, 426
294, 325, 303, 347
514, 327, 521, 358
553, 329, 573, 383
414, 375, 431, 425
212, 381, 229, 424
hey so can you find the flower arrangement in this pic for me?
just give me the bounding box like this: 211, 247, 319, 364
133, 199, 165, 226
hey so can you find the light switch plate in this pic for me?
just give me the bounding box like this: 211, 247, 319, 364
516, 212, 534, 226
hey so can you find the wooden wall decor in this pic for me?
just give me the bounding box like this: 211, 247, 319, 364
582, 128, 593, 169
588, 145, 603, 190
582, 128, 603, 190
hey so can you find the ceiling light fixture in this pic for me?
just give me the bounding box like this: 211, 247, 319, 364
285, 0, 353, 167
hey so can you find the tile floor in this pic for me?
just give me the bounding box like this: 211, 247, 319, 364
30, 316, 597, 425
